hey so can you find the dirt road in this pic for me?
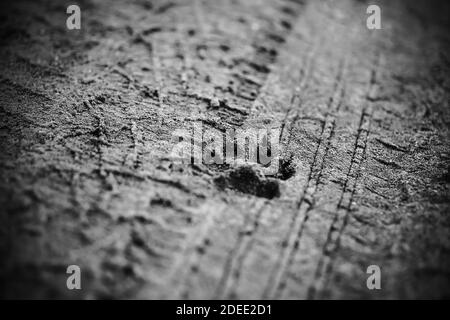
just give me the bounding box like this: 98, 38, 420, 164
0, 0, 449, 299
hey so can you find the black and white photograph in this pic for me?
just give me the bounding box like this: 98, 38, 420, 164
0, 0, 449, 304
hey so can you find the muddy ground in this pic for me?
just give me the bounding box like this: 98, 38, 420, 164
0, 0, 449, 299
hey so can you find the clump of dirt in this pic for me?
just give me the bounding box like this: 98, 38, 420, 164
214, 166, 280, 199
276, 156, 296, 180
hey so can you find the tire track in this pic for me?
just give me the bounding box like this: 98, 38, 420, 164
213, 202, 267, 299
175, 200, 261, 299
226, 0, 307, 116
262, 58, 348, 299
161, 201, 229, 298
307, 54, 382, 299
277, 37, 322, 142
214, 3, 356, 299
161, 0, 308, 298
209, 2, 325, 299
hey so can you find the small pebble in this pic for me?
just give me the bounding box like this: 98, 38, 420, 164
210, 97, 220, 108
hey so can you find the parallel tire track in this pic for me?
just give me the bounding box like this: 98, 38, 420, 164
263, 59, 348, 299
307, 54, 382, 299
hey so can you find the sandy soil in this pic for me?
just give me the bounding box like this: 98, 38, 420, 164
0, 0, 449, 299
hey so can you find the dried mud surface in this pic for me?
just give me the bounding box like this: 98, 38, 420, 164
0, 0, 449, 299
